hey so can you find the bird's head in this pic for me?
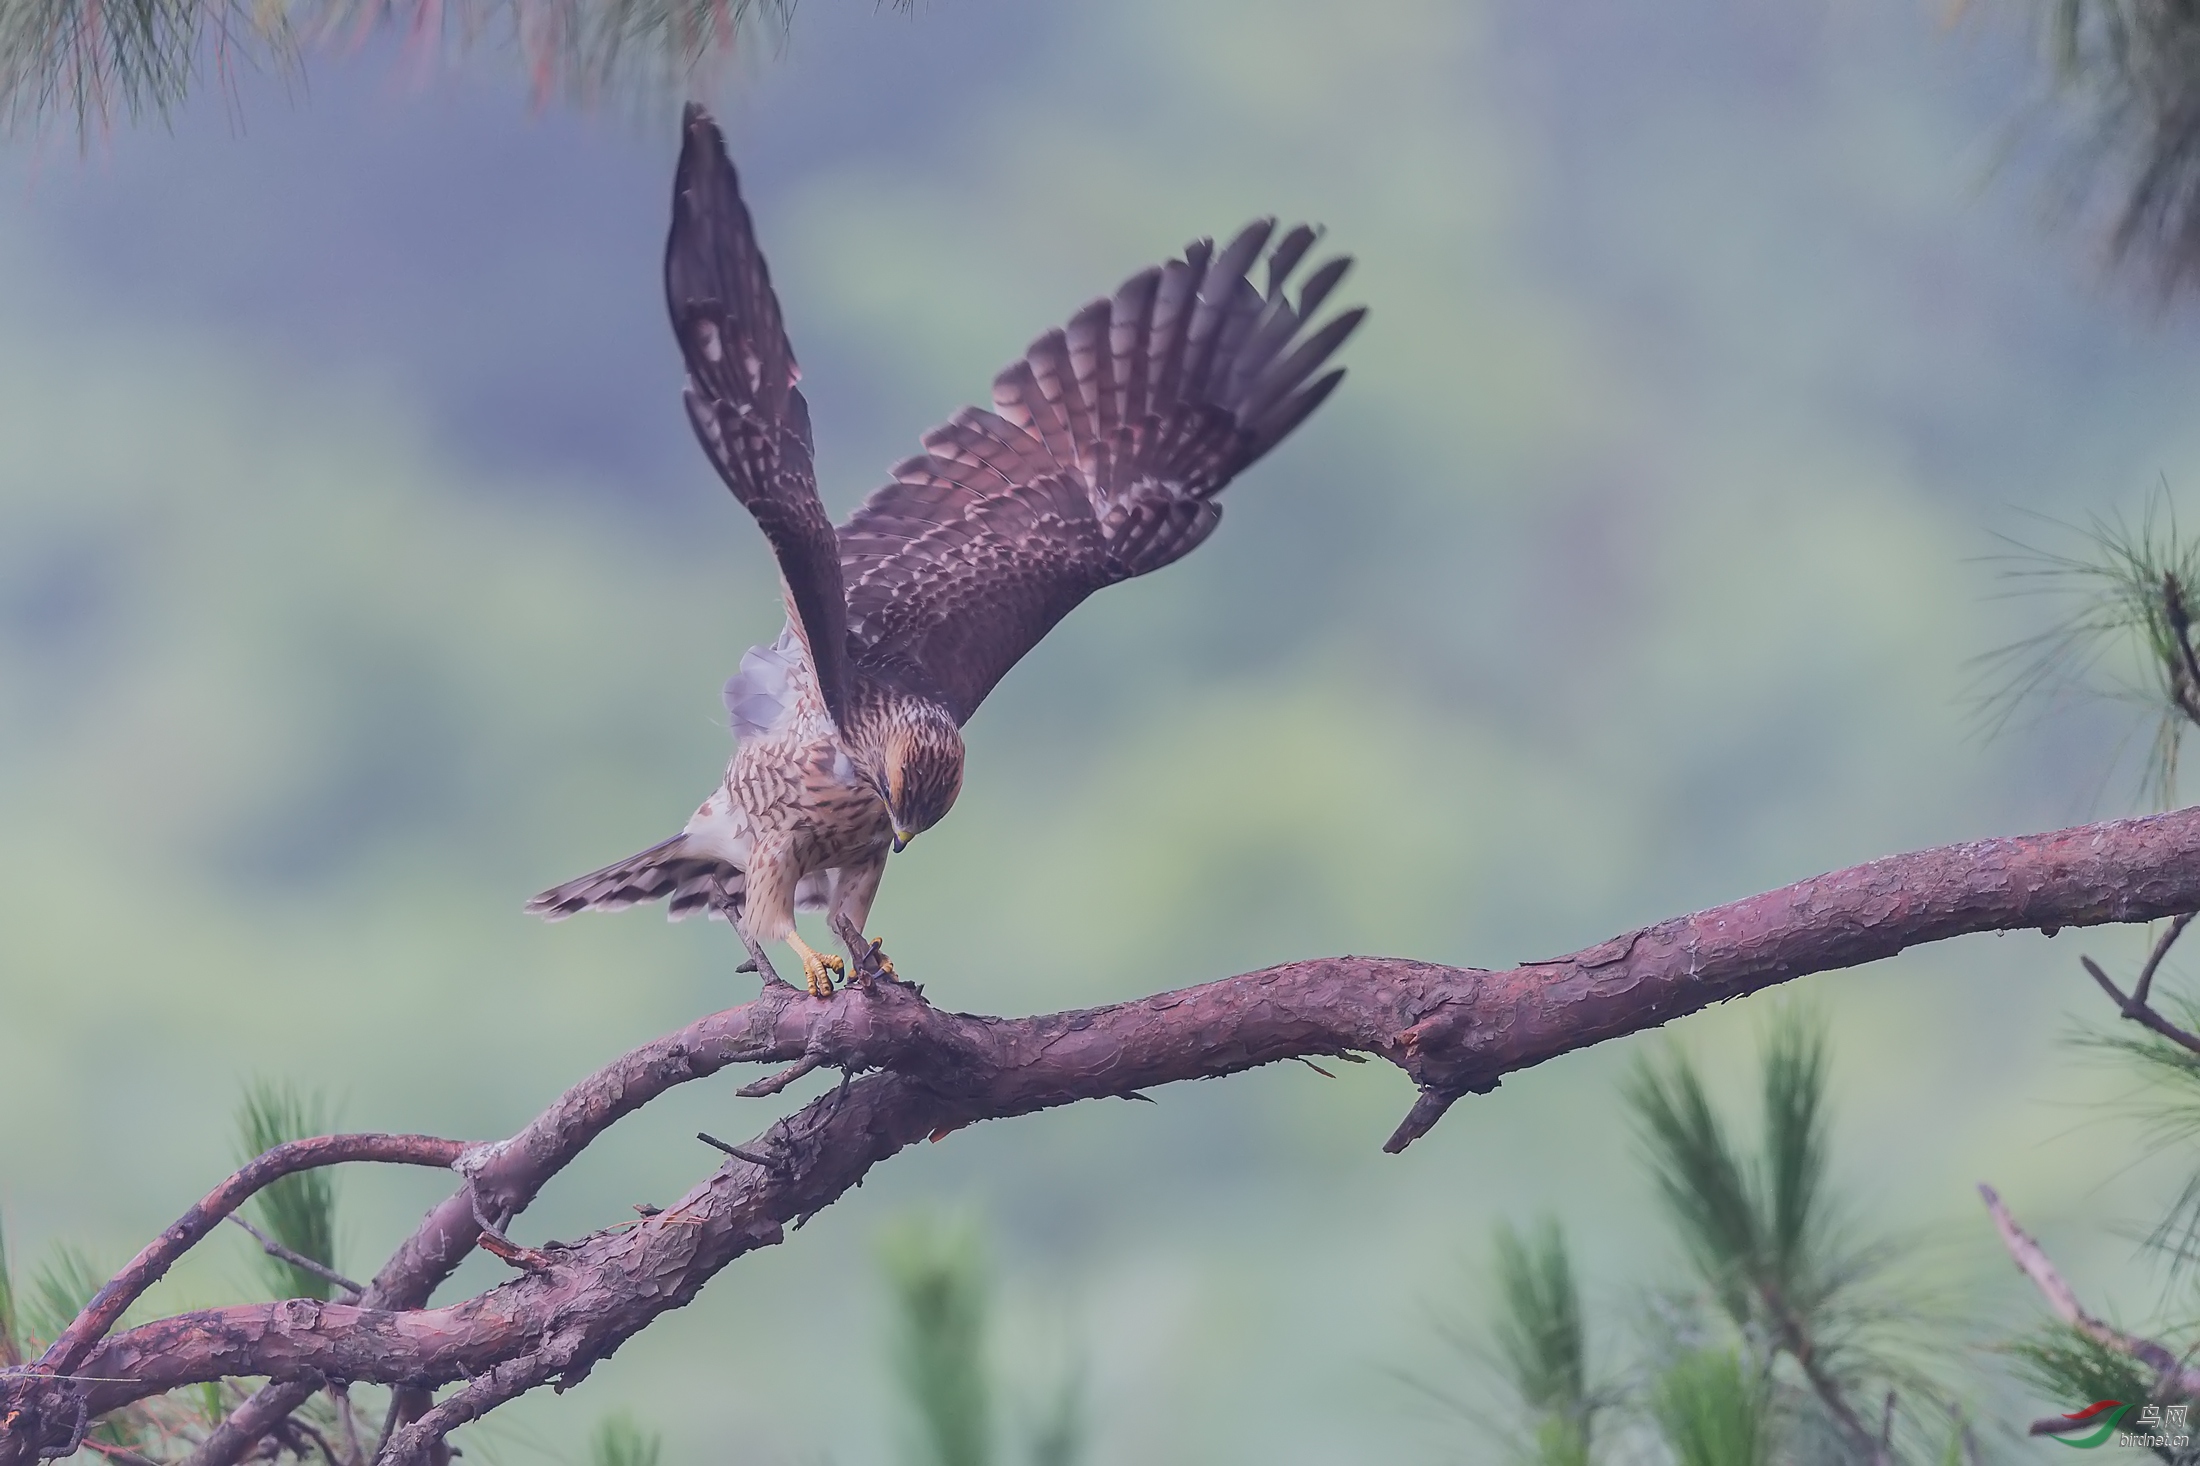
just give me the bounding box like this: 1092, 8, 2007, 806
871, 701, 964, 852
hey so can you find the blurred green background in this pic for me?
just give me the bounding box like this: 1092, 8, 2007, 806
7, 0, 2200, 1458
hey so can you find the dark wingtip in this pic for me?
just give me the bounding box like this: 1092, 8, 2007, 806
676, 105, 728, 187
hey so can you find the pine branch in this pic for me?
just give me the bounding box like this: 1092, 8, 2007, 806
2042, 1, 2200, 297
881, 1216, 992, 1466
6, 807, 2200, 1464
0, 0, 811, 140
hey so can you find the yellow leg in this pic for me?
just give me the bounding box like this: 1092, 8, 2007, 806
786, 932, 845, 997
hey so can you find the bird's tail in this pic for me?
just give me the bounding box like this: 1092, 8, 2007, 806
525, 834, 744, 923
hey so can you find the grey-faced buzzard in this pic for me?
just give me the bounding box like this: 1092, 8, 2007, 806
529, 106, 1364, 995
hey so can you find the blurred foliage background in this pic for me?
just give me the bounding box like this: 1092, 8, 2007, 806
9, 0, 2200, 1460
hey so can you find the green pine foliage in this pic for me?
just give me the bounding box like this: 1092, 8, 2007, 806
881, 1215, 995, 1466
235, 1078, 342, 1301
0, 0, 803, 139
877, 1214, 1089, 1466
2042, 1, 2200, 296
1624, 1006, 1932, 1453
2007, 1326, 2156, 1426
24, 1241, 105, 1344
2076, 985, 2200, 1282
1474, 1009, 1950, 1466
1022, 1359, 1088, 1466
1489, 1217, 1596, 1465
1625, 1048, 1762, 1329
0, 1230, 162, 1454
588, 1409, 665, 1466
1979, 493, 2200, 806
1649, 1349, 1772, 1466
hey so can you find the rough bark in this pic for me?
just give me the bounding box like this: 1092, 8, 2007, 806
7, 806, 2200, 1465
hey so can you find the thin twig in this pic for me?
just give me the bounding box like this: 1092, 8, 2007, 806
220, 1216, 363, 1302
2134, 910, 2196, 1006
1763, 1290, 1880, 1458
736, 1056, 820, 1098
693, 1132, 777, 1170
724, 899, 782, 987
1978, 1183, 2200, 1397
279, 1413, 342, 1466
78, 1442, 162, 1466
465, 1191, 549, 1274
39, 1136, 470, 1376
178, 1371, 326, 1466
376, 1355, 557, 1466
333, 1386, 364, 1466
2083, 955, 2200, 1053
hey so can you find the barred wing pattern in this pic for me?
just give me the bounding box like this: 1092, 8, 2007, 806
667, 105, 852, 731
837, 219, 1363, 724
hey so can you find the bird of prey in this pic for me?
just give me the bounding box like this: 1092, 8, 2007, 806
527, 106, 1364, 996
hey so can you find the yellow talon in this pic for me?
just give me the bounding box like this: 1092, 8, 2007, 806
866, 938, 897, 980
788, 936, 845, 998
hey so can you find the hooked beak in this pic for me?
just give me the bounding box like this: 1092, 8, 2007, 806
892, 828, 914, 854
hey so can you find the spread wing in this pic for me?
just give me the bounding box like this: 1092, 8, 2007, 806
838, 220, 1363, 723
666, 105, 852, 732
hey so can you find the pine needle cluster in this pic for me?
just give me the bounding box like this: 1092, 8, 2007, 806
587, 1409, 665, 1466
1469, 1010, 1964, 1466
235, 1077, 344, 1301
1978, 492, 2200, 807
2042, 0, 2200, 297
0, 0, 812, 139
876, 1213, 1088, 1466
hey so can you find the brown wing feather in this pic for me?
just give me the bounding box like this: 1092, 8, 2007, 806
838, 223, 1363, 724
666, 105, 852, 731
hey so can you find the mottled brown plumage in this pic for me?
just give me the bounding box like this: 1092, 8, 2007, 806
528, 105, 1361, 994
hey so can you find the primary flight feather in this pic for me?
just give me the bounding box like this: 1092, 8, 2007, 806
528, 105, 1365, 995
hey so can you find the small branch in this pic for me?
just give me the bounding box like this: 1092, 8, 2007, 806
2163, 574, 2200, 728
2082, 956, 2200, 1054
221, 1217, 364, 1302
1382, 1084, 1466, 1154
39, 1135, 471, 1376
78, 1443, 163, 1466
694, 1132, 775, 1170
724, 901, 783, 988
1978, 1183, 2200, 1397
1762, 1286, 1879, 1459
2135, 910, 2196, 1007
374, 1388, 429, 1465
281, 1413, 343, 1466
178, 1371, 326, 1466
375, 1355, 558, 1466
334, 1386, 366, 1466
736, 1056, 821, 1098
465, 1190, 548, 1274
